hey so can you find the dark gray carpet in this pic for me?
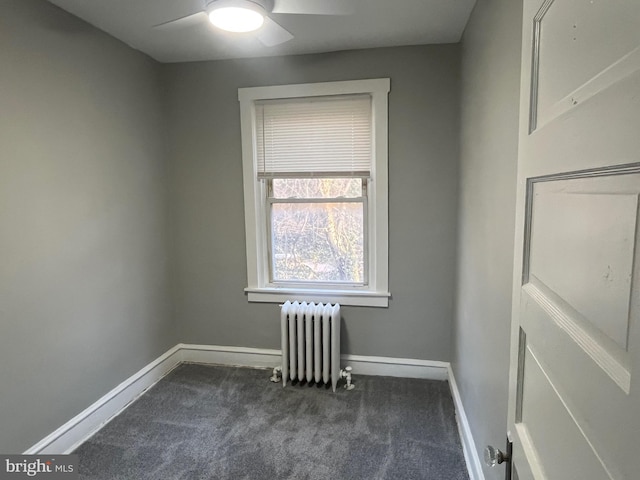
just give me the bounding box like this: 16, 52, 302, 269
75, 364, 469, 479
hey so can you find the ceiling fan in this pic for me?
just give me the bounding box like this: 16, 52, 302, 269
154, 0, 353, 47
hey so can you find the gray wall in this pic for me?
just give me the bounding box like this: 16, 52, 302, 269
0, 0, 174, 452
164, 45, 460, 360
452, 0, 522, 478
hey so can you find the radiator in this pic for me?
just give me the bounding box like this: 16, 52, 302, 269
274, 300, 353, 392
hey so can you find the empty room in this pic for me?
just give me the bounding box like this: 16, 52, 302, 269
1, 0, 638, 479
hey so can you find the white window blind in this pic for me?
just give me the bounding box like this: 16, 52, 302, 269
255, 94, 372, 179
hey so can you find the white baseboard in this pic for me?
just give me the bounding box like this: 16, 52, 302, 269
448, 365, 485, 480
24, 345, 182, 455
179, 344, 449, 381
343, 354, 449, 380
178, 343, 281, 368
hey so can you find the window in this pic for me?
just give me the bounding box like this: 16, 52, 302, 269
238, 79, 390, 307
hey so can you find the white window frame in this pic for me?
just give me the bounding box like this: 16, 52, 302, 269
238, 79, 390, 307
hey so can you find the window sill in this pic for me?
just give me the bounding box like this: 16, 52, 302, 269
244, 287, 390, 308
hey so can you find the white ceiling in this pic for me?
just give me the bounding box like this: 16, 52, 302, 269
47, 0, 476, 63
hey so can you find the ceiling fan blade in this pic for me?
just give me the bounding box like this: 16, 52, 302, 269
272, 0, 354, 15
255, 17, 294, 46
153, 11, 208, 29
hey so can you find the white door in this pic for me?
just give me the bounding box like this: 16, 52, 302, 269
507, 0, 640, 479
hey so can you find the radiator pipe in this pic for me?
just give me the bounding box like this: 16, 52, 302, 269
270, 365, 354, 390
270, 366, 282, 383
341, 366, 355, 390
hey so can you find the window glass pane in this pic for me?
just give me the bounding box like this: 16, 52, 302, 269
272, 178, 362, 199
271, 202, 364, 283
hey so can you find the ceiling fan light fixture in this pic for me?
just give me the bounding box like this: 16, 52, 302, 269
208, 1, 265, 33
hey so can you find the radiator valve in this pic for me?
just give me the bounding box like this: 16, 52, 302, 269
341, 366, 355, 390
270, 366, 282, 383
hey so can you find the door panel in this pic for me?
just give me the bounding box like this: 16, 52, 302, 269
519, 343, 611, 479
531, 0, 640, 131
529, 185, 636, 350
508, 0, 640, 478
